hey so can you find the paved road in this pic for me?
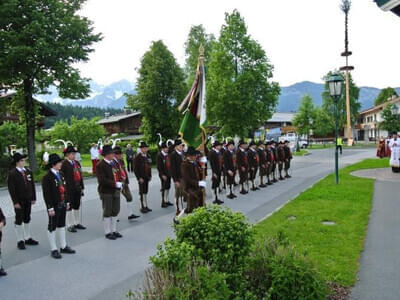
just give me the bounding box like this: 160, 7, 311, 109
0, 148, 375, 300
350, 170, 400, 300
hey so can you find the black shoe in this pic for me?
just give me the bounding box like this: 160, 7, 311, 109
267, 181, 273, 185
105, 233, 116, 240
75, 224, 86, 230
273, 179, 278, 183
67, 226, 77, 233
128, 214, 140, 220
140, 208, 148, 214
213, 200, 220, 205
233, 193, 238, 198
217, 199, 224, 204
240, 190, 247, 195
60, 246, 76, 254
255, 187, 260, 190
0, 268, 7, 276
259, 184, 267, 188
227, 193, 235, 199
17, 241, 26, 250
279, 176, 285, 181
51, 250, 62, 259
250, 187, 257, 191
113, 232, 123, 238
146, 207, 152, 212
161, 202, 168, 208
25, 238, 39, 246
286, 175, 291, 178
173, 217, 179, 225
166, 201, 174, 206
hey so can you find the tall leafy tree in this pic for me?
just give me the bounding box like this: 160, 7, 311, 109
184, 25, 215, 86
374, 87, 398, 106
127, 40, 186, 143
0, 0, 102, 170
313, 107, 334, 137
322, 71, 360, 131
292, 94, 315, 140
379, 103, 400, 133
50, 117, 105, 152
207, 10, 280, 137
0, 122, 26, 154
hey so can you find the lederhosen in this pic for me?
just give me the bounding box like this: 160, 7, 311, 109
266, 148, 273, 180
8, 168, 36, 225
181, 159, 203, 214
257, 148, 267, 177
277, 147, 286, 172
236, 149, 248, 184
209, 149, 223, 189
157, 151, 171, 191
134, 153, 152, 195
42, 171, 67, 232
248, 149, 259, 181
97, 160, 120, 218
284, 146, 292, 171
223, 150, 236, 186
61, 160, 84, 210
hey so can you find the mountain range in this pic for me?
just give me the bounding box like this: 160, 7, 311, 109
36, 79, 400, 113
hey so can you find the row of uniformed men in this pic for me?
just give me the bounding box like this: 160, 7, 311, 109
0, 137, 293, 268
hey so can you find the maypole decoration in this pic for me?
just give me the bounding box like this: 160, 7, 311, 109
178, 45, 207, 150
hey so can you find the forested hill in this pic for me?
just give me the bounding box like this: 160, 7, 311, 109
44, 103, 122, 128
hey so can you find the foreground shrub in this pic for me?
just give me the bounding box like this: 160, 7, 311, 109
175, 206, 254, 275
246, 232, 327, 300
133, 263, 232, 300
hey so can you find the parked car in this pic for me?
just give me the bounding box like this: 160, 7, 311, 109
279, 133, 308, 149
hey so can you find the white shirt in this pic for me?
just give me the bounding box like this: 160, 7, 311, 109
90, 147, 99, 160
389, 138, 399, 149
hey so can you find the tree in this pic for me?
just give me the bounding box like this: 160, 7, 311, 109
292, 94, 315, 140
0, 0, 102, 170
322, 71, 360, 132
50, 117, 105, 152
374, 87, 398, 106
127, 40, 186, 143
207, 10, 280, 137
184, 25, 215, 86
313, 107, 334, 137
0, 122, 26, 155
379, 103, 400, 133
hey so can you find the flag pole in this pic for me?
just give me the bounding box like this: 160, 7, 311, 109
197, 45, 207, 207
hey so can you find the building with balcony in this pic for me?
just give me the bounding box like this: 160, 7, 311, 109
356, 96, 400, 141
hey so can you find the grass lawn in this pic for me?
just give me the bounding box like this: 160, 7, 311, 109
80, 153, 92, 168
254, 157, 390, 287
309, 143, 378, 150
293, 149, 308, 156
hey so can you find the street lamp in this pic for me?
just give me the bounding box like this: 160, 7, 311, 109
327, 73, 344, 184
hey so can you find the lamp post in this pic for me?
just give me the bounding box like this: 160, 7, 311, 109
327, 73, 344, 184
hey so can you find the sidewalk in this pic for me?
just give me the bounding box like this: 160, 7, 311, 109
350, 169, 400, 300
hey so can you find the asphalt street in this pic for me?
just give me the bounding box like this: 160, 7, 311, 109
0, 148, 375, 300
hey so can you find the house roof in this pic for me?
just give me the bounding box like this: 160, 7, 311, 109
267, 112, 296, 123
0, 92, 57, 117
97, 111, 141, 125
359, 96, 400, 116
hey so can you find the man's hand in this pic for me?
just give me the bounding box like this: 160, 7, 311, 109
162, 175, 167, 181
241, 167, 246, 172
139, 178, 144, 184
213, 173, 217, 179
66, 203, 70, 210
14, 203, 21, 209
0, 222, 4, 230
228, 170, 234, 176
174, 181, 180, 188
48, 209, 55, 217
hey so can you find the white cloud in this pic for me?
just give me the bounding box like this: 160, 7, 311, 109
76, 0, 400, 88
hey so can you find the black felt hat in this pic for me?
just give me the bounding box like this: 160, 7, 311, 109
63, 145, 77, 155
160, 141, 168, 149
139, 141, 149, 148
212, 141, 221, 147
12, 153, 27, 164
227, 140, 235, 146
102, 145, 114, 156
238, 140, 247, 146
113, 146, 122, 154
174, 139, 183, 146
46, 153, 63, 168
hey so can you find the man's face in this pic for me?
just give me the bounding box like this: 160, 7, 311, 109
16, 158, 25, 168
176, 144, 184, 152
228, 144, 235, 151
115, 153, 122, 160
141, 147, 148, 154
53, 161, 62, 171
162, 147, 168, 153
105, 153, 115, 161
67, 152, 75, 160
216, 145, 222, 151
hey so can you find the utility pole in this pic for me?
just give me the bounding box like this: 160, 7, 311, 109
340, 0, 354, 146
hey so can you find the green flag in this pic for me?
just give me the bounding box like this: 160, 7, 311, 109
178, 57, 206, 149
